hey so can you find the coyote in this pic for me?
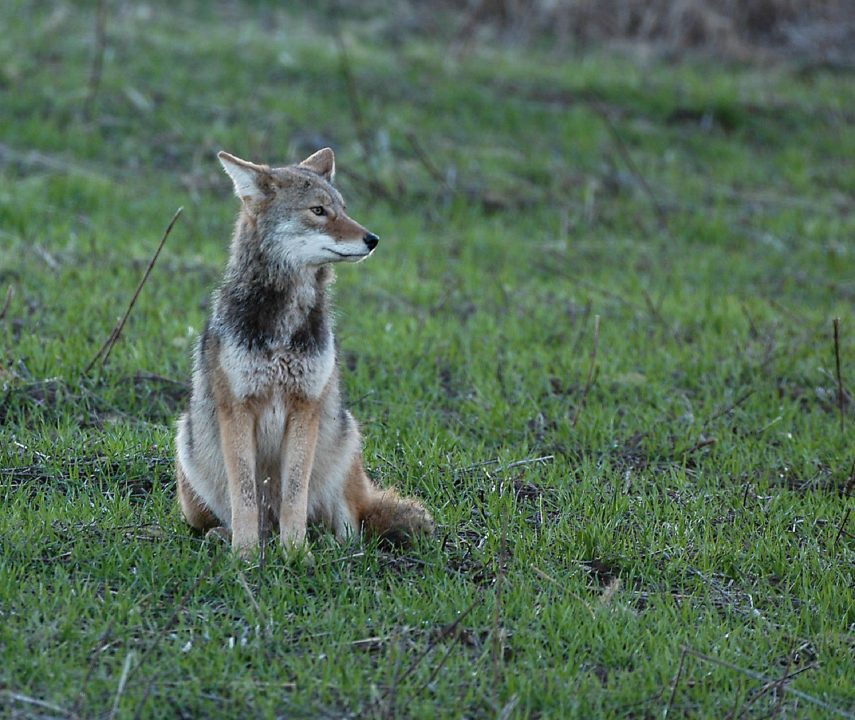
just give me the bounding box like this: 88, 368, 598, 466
175, 148, 433, 555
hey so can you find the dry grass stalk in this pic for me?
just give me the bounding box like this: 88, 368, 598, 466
572, 314, 600, 428
85, 207, 183, 374
833, 317, 845, 432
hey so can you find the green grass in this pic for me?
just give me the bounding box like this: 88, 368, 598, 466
1, 2, 854, 718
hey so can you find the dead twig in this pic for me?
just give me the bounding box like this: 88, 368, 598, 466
237, 571, 262, 615
663, 646, 689, 718
540, 262, 671, 335
455, 454, 554, 476
258, 475, 270, 570
313, 550, 365, 568
405, 131, 456, 197
545, 267, 638, 312
491, 507, 509, 708
369, 598, 480, 716
641, 287, 668, 329
769, 652, 794, 719
82, 0, 108, 121
498, 695, 520, 719
833, 318, 846, 432
570, 299, 594, 354
682, 647, 854, 719
833, 507, 851, 545
2, 690, 71, 717
0, 142, 111, 182
844, 458, 855, 498
505, 454, 554, 471
130, 553, 219, 719
332, 26, 371, 163
107, 651, 135, 720
70, 619, 115, 719
590, 97, 672, 240
381, 629, 407, 720
398, 599, 479, 686
132, 372, 188, 389
84, 207, 183, 374
726, 660, 817, 719
703, 389, 756, 427
132, 558, 219, 663
571, 314, 600, 428
410, 633, 456, 700
531, 564, 596, 619
337, 166, 396, 205
0, 285, 13, 321
678, 436, 717, 459
767, 297, 811, 325
740, 301, 760, 338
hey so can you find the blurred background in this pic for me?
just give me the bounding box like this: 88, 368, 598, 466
382, 0, 854, 59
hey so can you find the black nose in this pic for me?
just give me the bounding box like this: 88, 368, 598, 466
363, 232, 379, 251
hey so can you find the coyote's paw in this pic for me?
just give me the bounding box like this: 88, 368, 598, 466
206, 527, 258, 560
205, 526, 231, 544
281, 543, 316, 568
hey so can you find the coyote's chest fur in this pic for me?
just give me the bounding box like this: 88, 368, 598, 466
213, 263, 335, 401
218, 333, 335, 401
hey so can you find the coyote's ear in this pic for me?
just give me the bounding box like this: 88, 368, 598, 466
217, 151, 269, 201
299, 147, 335, 182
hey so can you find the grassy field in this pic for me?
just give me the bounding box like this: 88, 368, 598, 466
1, 2, 854, 718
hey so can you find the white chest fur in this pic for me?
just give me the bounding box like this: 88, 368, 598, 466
219, 334, 335, 401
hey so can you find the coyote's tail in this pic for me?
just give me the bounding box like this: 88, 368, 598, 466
348, 460, 434, 545
361, 487, 434, 544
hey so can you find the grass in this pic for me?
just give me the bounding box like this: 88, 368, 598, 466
1, 2, 854, 718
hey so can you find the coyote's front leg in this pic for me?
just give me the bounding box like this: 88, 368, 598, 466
218, 403, 259, 556
279, 400, 320, 550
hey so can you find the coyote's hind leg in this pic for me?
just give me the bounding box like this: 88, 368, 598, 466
176, 459, 218, 531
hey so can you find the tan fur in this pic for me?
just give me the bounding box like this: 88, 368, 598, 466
216, 400, 259, 552
276, 396, 321, 547
174, 147, 433, 557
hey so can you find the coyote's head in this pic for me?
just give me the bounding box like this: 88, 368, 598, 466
218, 148, 378, 267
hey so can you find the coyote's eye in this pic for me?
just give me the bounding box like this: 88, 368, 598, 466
310, 206, 326, 216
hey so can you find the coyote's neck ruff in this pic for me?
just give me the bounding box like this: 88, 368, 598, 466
175, 148, 433, 555
221, 253, 330, 349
